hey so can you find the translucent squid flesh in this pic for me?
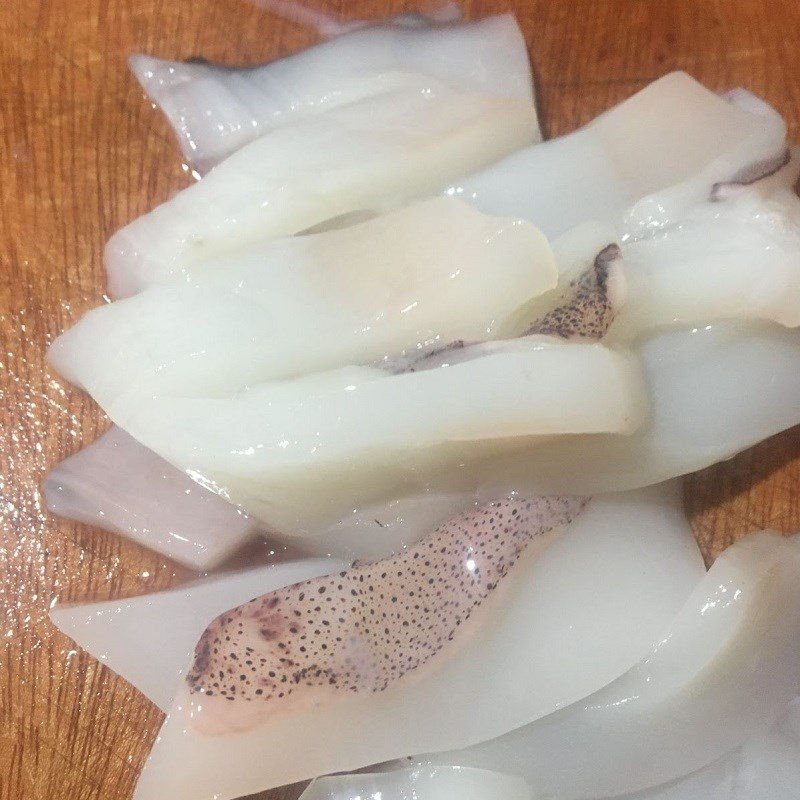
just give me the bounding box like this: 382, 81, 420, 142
50, 558, 344, 711
419, 532, 800, 798
105, 86, 538, 296
470, 321, 800, 497
51, 198, 558, 406
130, 13, 535, 171
284, 320, 800, 557
628, 694, 800, 800
448, 72, 787, 241
299, 766, 533, 800
132, 482, 705, 799
606, 188, 800, 340
50, 483, 703, 717
297, 693, 800, 800
83, 337, 646, 539
44, 426, 260, 570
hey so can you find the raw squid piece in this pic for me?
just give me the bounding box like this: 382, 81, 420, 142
449, 72, 787, 240
50, 558, 343, 711
50, 198, 557, 406
90, 339, 647, 538
421, 532, 800, 798
299, 766, 532, 800
44, 426, 260, 570
106, 87, 538, 296
296, 693, 800, 800
472, 321, 800, 496
607, 189, 800, 339
131, 13, 535, 170
56, 482, 702, 718
132, 483, 705, 799
628, 695, 800, 800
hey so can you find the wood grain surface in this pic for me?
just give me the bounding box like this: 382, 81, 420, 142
1, 1, 799, 798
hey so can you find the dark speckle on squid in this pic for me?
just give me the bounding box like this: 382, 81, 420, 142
186, 495, 585, 710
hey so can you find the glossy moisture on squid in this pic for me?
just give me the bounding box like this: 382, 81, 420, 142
182, 244, 619, 722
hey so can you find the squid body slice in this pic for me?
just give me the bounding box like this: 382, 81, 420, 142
299, 766, 532, 800
607, 179, 800, 340
44, 426, 260, 570
48, 483, 702, 716
132, 482, 704, 799
105, 86, 538, 296
50, 198, 557, 406
131, 13, 535, 170
257, 320, 800, 556
83, 338, 647, 537
473, 321, 800, 497
628, 695, 800, 800
296, 693, 800, 800
419, 532, 800, 798
50, 558, 343, 712
449, 72, 787, 240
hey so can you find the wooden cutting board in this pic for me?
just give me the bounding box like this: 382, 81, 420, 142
1, 1, 799, 798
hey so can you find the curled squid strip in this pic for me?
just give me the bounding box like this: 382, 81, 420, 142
51, 198, 557, 407
105, 86, 538, 296
451, 72, 787, 240
421, 533, 800, 798
131, 13, 533, 171
132, 483, 705, 800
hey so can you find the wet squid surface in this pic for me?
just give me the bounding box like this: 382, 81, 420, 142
185, 244, 616, 730
186, 495, 586, 720
387, 242, 621, 374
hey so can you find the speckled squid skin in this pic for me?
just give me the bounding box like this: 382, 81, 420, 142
186, 495, 586, 723
185, 243, 621, 731
525, 243, 622, 340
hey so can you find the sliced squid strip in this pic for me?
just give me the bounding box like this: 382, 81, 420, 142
51, 198, 557, 406
607, 190, 800, 340
295, 694, 800, 800
106, 86, 538, 296
97, 339, 647, 538
131, 13, 534, 170
299, 766, 532, 800
132, 483, 705, 800
449, 72, 787, 240
420, 532, 800, 799
627, 695, 800, 800
44, 426, 260, 570
49, 558, 344, 712
472, 321, 800, 497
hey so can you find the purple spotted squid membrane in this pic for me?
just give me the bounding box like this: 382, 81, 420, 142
391, 241, 623, 374
182, 242, 621, 731
187, 495, 585, 727
188, 496, 589, 728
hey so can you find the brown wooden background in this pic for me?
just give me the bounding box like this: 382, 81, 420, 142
1, 1, 799, 798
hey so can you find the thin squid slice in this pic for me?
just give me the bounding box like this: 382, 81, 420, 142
420, 532, 800, 798
626, 694, 800, 800
448, 72, 787, 240
132, 483, 705, 800
299, 766, 532, 800
44, 426, 260, 570
50, 198, 557, 406
503, 159, 800, 344
606, 190, 800, 340
315, 320, 800, 557
97, 339, 647, 538
296, 693, 800, 800
131, 13, 534, 171
473, 321, 800, 497
106, 86, 538, 297
50, 558, 343, 712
